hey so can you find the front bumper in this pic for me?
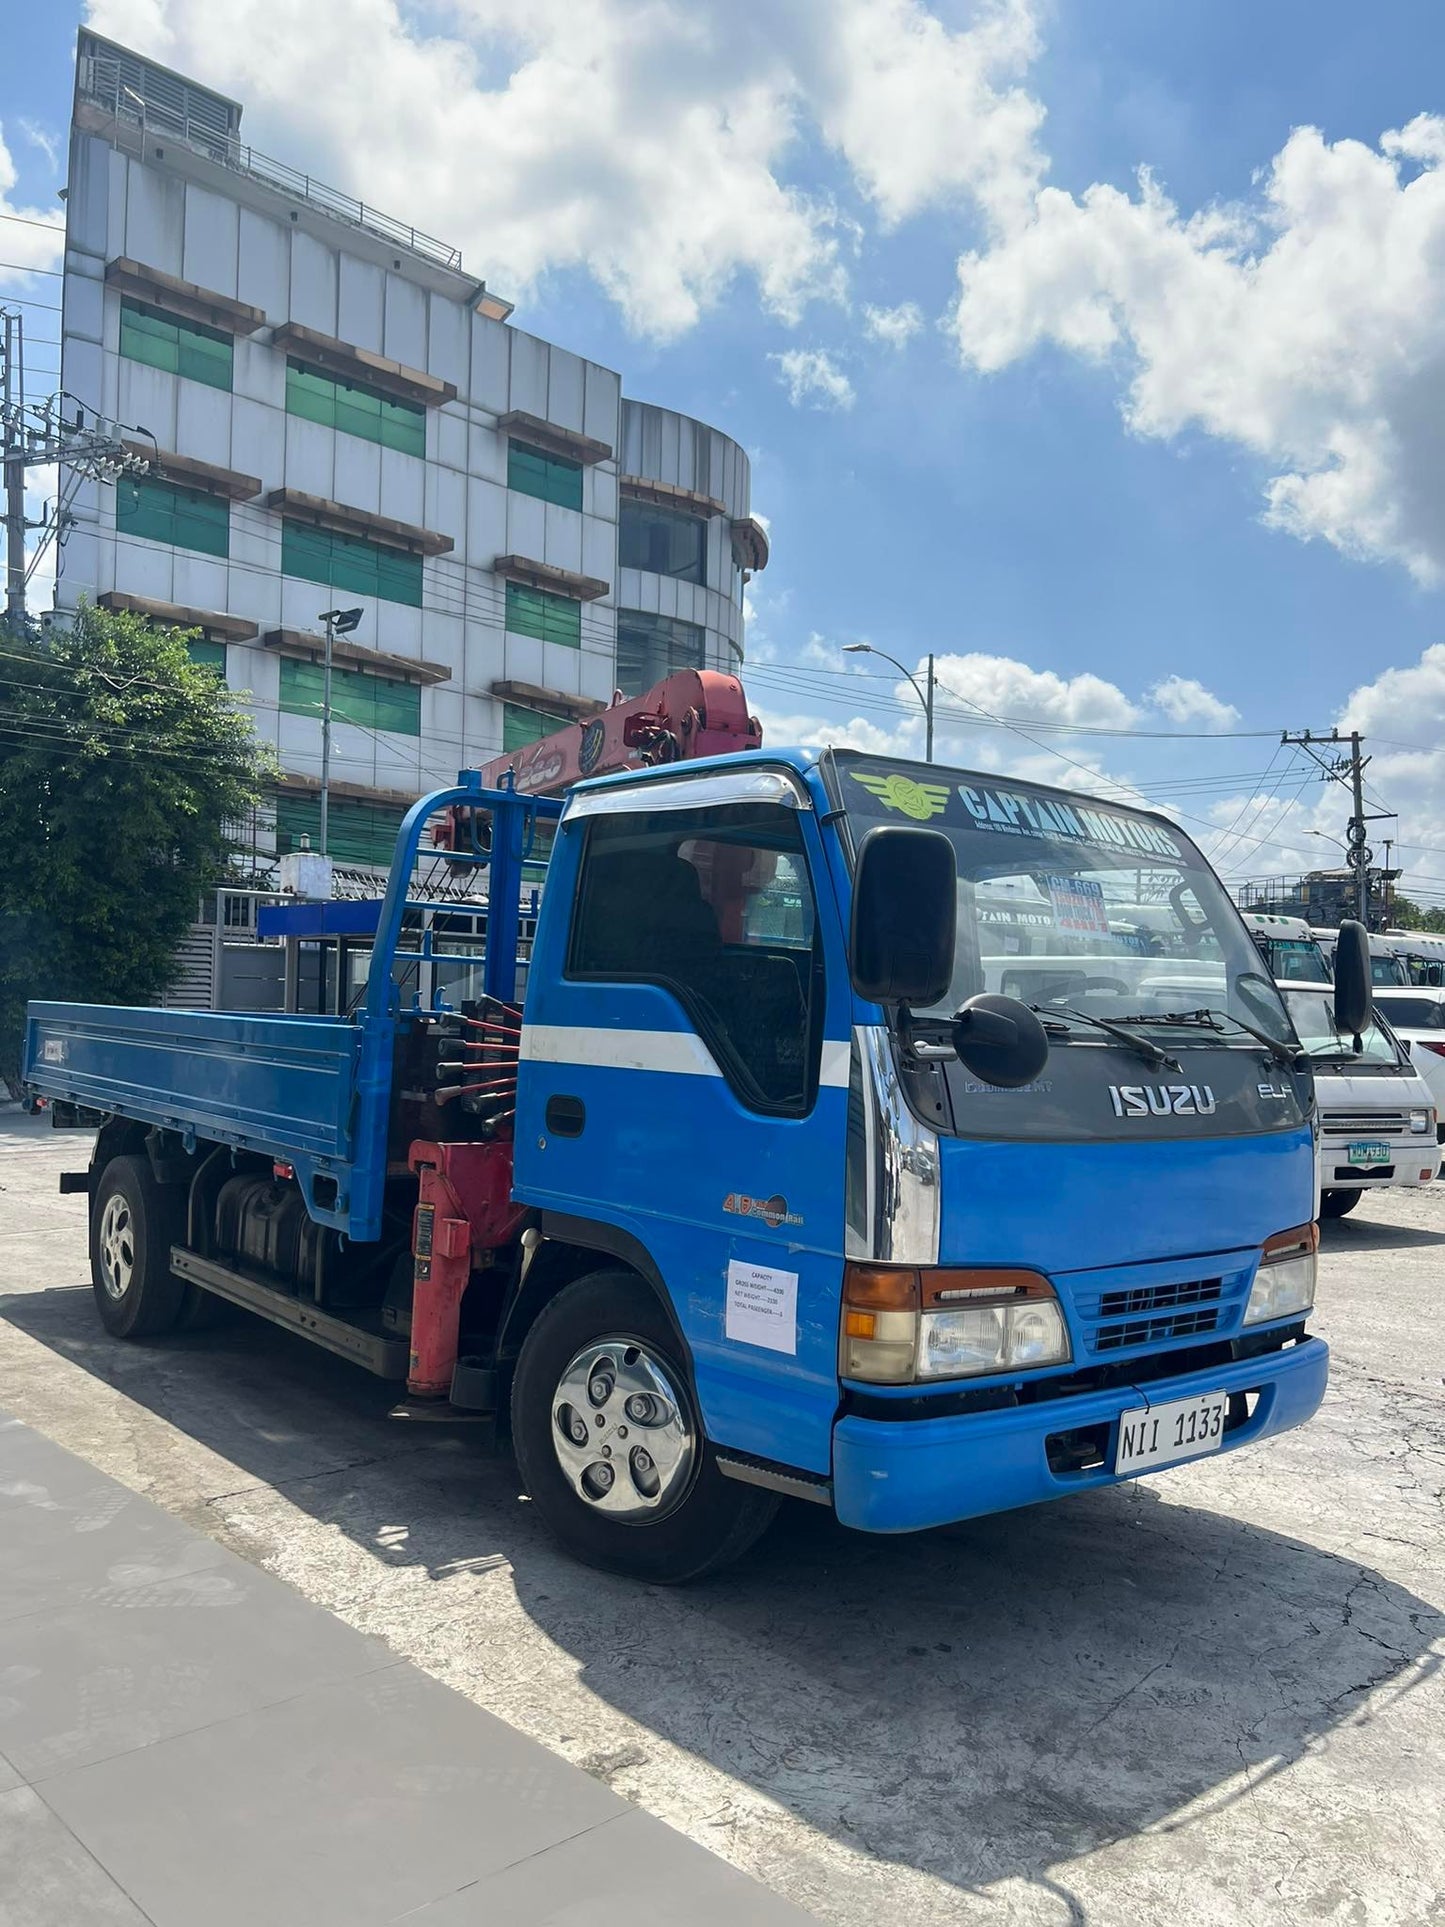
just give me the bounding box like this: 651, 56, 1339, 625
831, 1335, 1328, 1534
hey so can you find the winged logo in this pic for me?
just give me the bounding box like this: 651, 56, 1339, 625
849, 770, 952, 822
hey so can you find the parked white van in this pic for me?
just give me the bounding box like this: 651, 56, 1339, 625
1310, 927, 1409, 988
1279, 981, 1440, 1216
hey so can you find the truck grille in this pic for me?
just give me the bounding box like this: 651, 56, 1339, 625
1071, 1261, 1249, 1359
1094, 1307, 1222, 1352
1321, 1112, 1406, 1137
1098, 1277, 1223, 1319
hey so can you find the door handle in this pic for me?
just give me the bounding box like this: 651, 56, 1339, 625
545, 1094, 586, 1137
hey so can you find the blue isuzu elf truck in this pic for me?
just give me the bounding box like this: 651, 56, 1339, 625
24, 744, 1368, 1581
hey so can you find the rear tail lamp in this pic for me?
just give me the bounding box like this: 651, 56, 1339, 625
841, 1265, 1070, 1384
1244, 1222, 1318, 1327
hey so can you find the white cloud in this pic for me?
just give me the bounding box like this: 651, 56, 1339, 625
771, 347, 855, 410
809, 0, 1045, 229
19, 121, 60, 172
931, 650, 1142, 731
85, 0, 1047, 342
862, 300, 923, 348
0, 125, 65, 289
1148, 675, 1240, 730
952, 117, 1445, 581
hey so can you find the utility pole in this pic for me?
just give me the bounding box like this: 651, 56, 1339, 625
2, 310, 26, 622
0, 326, 153, 622
1281, 728, 1386, 928
1382, 837, 1393, 928
317, 606, 364, 856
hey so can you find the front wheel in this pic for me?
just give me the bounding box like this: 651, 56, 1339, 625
1320, 1189, 1362, 1219
511, 1269, 778, 1583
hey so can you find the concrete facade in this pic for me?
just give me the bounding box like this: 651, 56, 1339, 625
56, 32, 766, 872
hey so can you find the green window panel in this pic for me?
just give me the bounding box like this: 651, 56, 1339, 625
505, 579, 581, 649
274, 793, 405, 869
284, 360, 426, 458
615, 609, 705, 697
502, 702, 570, 752
117, 475, 229, 559
185, 636, 228, 675
119, 298, 233, 391
507, 441, 583, 512
278, 655, 421, 736
280, 519, 423, 608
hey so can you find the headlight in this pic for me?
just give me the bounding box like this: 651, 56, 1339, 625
1243, 1224, 1318, 1327
918, 1299, 1069, 1377
1409, 1108, 1434, 1135
841, 1265, 1071, 1382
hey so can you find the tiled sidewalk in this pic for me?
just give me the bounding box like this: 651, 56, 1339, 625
0, 1410, 815, 1925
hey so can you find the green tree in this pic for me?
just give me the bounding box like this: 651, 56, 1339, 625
0, 602, 273, 1088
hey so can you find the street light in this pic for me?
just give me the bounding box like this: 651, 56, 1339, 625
842, 642, 936, 762
318, 606, 364, 856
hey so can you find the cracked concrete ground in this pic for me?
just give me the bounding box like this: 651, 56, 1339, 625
1, 1108, 1442, 1925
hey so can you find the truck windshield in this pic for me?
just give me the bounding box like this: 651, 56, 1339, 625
1282, 989, 1401, 1066
1264, 938, 1331, 984
829, 753, 1293, 1046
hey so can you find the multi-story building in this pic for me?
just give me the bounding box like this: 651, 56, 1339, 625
57, 31, 768, 875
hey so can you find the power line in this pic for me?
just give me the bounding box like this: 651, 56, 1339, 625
0, 213, 65, 235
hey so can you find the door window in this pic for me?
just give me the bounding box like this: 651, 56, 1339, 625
567, 802, 823, 1115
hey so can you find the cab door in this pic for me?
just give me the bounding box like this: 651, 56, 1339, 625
514, 774, 853, 1475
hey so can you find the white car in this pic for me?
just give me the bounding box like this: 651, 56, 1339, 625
1370, 987, 1445, 1138
1279, 982, 1440, 1218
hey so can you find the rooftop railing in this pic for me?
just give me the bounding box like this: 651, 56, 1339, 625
80, 60, 464, 273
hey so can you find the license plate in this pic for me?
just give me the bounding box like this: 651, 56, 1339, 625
1115, 1391, 1228, 1476
1347, 1140, 1390, 1167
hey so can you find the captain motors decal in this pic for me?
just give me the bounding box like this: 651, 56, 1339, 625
846, 763, 1185, 861
957, 783, 1184, 860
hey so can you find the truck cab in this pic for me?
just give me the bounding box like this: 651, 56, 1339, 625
1242, 911, 1332, 985
25, 747, 1346, 1580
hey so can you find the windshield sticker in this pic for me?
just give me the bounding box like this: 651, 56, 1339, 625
956, 784, 1183, 859
848, 770, 952, 821
1044, 875, 1110, 937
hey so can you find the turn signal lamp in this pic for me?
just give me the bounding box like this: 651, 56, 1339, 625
1243, 1223, 1318, 1327
841, 1265, 1071, 1384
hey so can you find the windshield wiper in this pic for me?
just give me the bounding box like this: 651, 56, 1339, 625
1028, 1005, 1181, 1072
1115, 1007, 1300, 1071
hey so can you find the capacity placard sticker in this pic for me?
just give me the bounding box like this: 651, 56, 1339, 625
725, 1260, 798, 1354
1044, 873, 1110, 937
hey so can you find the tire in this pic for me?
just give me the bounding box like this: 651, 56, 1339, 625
1320, 1189, 1362, 1219
511, 1269, 779, 1583
89, 1154, 188, 1338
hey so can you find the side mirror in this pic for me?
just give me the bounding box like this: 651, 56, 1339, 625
849, 826, 956, 1007
952, 993, 1050, 1089
1333, 920, 1373, 1037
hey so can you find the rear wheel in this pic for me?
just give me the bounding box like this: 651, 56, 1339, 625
511, 1269, 778, 1583
1320, 1189, 1362, 1219
89, 1155, 187, 1337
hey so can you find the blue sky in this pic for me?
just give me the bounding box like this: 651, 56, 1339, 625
6, 1, 1445, 901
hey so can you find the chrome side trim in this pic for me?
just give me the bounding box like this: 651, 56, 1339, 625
846, 1024, 941, 1264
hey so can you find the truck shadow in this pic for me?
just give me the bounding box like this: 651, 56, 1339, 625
2, 1280, 1440, 1918
1318, 1216, 1445, 1250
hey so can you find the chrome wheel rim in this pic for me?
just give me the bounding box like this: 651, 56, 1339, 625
550, 1338, 696, 1520
97, 1192, 135, 1300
